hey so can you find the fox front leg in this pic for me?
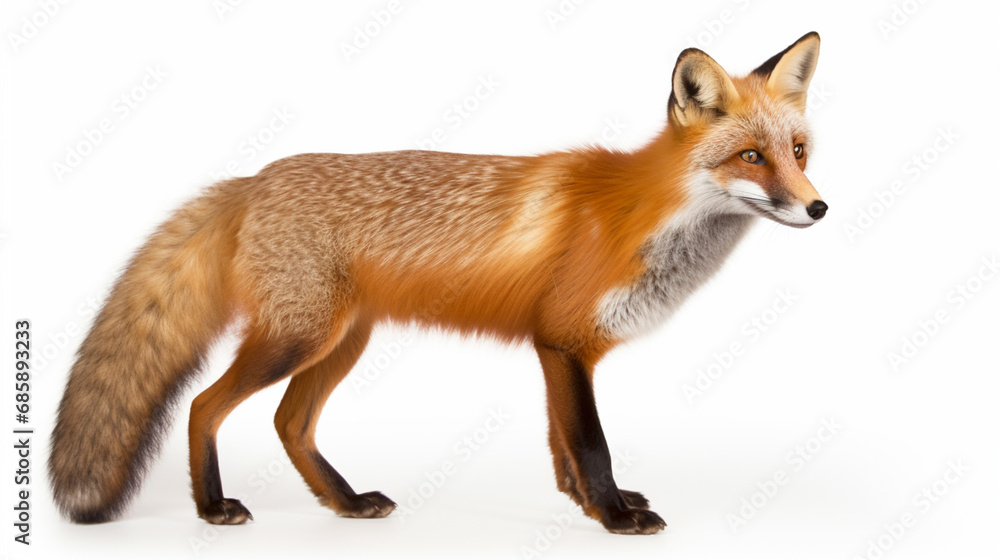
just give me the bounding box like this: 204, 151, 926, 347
535, 343, 666, 535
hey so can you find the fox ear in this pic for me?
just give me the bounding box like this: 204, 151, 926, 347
668, 48, 740, 128
753, 32, 821, 113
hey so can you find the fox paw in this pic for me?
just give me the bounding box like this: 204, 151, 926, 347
602, 507, 666, 535
199, 498, 254, 525
337, 491, 397, 519
619, 489, 651, 510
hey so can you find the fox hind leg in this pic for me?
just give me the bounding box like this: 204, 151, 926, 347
188, 324, 342, 525
273, 320, 396, 519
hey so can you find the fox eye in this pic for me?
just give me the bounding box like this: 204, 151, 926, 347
794, 144, 805, 159
740, 150, 764, 165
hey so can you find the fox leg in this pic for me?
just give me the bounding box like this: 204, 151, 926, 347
548, 407, 585, 506
536, 343, 665, 535
188, 327, 337, 525
273, 320, 396, 519
548, 414, 650, 511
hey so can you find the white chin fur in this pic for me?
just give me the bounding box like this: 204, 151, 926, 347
771, 203, 817, 227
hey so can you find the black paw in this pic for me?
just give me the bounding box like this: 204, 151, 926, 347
602, 507, 666, 535
619, 489, 650, 510
199, 498, 253, 525
337, 491, 397, 519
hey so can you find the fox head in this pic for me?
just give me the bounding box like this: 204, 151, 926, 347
668, 32, 826, 228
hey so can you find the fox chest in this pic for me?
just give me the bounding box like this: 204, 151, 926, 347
596, 214, 753, 340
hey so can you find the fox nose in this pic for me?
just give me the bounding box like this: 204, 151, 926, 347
807, 200, 828, 220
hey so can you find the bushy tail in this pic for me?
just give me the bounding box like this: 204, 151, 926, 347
49, 180, 247, 523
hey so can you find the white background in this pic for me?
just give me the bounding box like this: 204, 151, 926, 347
2, 1, 999, 559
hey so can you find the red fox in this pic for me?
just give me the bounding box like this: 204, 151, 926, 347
49, 32, 825, 535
